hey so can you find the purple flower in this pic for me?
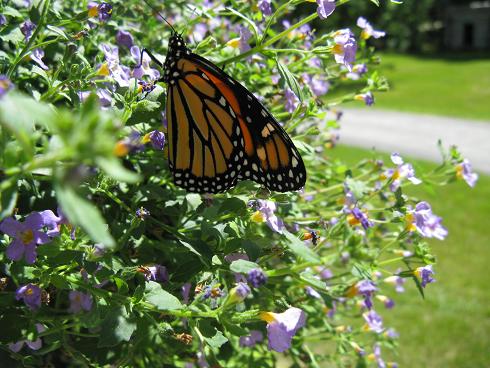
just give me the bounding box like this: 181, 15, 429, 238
317, 267, 333, 280
376, 295, 395, 309
100, 44, 131, 87
116, 30, 134, 48
16, 284, 42, 310
332, 29, 357, 71
68, 290, 93, 313
255, 200, 284, 233
8, 324, 46, 352
285, 88, 299, 113
247, 268, 267, 288
0, 211, 59, 263
260, 307, 306, 352
88, 2, 113, 21
0, 15, 6, 26
362, 309, 383, 333
302, 73, 329, 96
368, 343, 386, 368
385, 153, 422, 191
355, 91, 374, 106
305, 286, 321, 299
384, 328, 399, 339
357, 17, 386, 39
20, 20, 36, 41
347, 207, 373, 230
346, 63, 368, 80
308, 57, 322, 68
147, 265, 169, 282
357, 279, 377, 309
384, 275, 406, 293
456, 159, 478, 187
258, 0, 272, 16
114, 131, 145, 156
182, 282, 192, 304
228, 282, 251, 304
30, 48, 48, 70
0, 75, 13, 98
224, 253, 249, 263
191, 23, 208, 43
411, 201, 448, 240
414, 265, 435, 288
149, 130, 165, 150
239, 330, 263, 347
317, 0, 336, 19
238, 26, 253, 53
131, 45, 161, 81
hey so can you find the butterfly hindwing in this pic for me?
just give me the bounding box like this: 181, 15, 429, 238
163, 34, 306, 193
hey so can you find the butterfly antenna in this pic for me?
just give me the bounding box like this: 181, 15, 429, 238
141, 0, 176, 33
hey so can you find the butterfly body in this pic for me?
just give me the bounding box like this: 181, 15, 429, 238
162, 33, 306, 193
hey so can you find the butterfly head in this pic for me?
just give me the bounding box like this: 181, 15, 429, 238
168, 33, 187, 52
163, 33, 190, 83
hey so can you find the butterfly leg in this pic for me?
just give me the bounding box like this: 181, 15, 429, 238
139, 48, 164, 69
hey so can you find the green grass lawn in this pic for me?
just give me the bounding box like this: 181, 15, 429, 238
371, 54, 490, 121
333, 145, 490, 367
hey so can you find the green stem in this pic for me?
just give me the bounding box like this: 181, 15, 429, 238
7, 0, 52, 78
220, 12, 319, 66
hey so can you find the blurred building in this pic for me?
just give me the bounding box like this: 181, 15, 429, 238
444, 1, 490, 50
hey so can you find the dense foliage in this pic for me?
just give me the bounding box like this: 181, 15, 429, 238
0, 0, 478, 367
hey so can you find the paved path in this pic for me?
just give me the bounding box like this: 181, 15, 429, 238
339, 108, 490, 174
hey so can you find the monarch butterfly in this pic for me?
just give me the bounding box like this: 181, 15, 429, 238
141, 5, 307, 194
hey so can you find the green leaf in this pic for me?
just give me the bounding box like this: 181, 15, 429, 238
299, 271, 327, 290
230, 259, 260, 273
144, 281, 183, 311
0, 184, 18, 220
276, 59, 303, 102
345, 177, 369, 199
204, 329, 228, 350
98, 306, 137, 347
0, 93, 55, 153
282, 230, 320, 263
3, 6, 23, 18
96, 157, 140, 183
46, 25, 69, 40
55, 185, 115, 249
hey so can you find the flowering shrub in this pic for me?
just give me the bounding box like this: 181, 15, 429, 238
0, 0, 479, 367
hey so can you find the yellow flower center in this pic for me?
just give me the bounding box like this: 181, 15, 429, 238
142, 133, 152, 144
346, 214, 360, 226
88, 6, 99, 18
25, 288, 34, 296
367, 353, 376, 361
226, 38, 240, 48
114, 141, 129, 157
335, 325, 347, 333
360, 30, 370, 40
392, 169, 400, 180
345, 284, 358, 298
413, 268, 422, 279
0, 79, 10, 90
332, 43, 344, 55
20, 229, 34, 245
97, 62, 110, 76
250, 210, 265, 223
259, 311, 276, 324
456, 164, 463, 179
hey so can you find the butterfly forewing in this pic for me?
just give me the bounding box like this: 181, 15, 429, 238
163, 34, 306, 193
